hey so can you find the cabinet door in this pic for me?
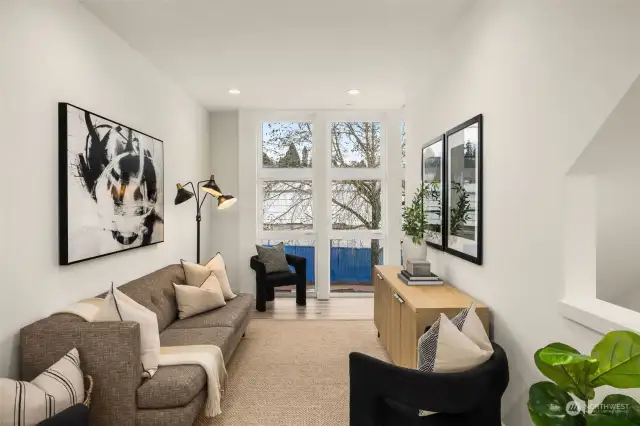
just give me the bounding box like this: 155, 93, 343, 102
389, 291, 402, 365
373, 269, 383, 332
400, 299, 417, 369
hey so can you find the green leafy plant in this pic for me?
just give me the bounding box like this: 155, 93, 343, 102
402, 185, 428, 245
449, 182, 472, 237
529, 331, 640, 426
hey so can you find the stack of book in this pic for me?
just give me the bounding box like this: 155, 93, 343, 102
397, 269, 443, 286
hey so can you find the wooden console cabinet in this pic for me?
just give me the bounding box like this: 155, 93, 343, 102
373, 265, 491, 369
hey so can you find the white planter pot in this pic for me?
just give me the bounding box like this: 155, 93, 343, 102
402, 239, 427, 268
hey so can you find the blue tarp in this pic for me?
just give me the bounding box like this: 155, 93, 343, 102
280, 245, 383, 284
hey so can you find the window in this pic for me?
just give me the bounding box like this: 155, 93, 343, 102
262, 180, 312, 231
332, 180, 382, 230
330, 239, 383, 291
262, 122, 312, 168
256, 114, 401, 298
331, 122, 380, 168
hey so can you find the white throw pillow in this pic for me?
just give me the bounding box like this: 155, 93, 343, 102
417, 313, 493, 417
94, 284, 160, 378
205, 253, 237, 300
451, 303, 494, 353
0, 348, 84, 426
173, 277, 226, 319
181, 259, 212, 287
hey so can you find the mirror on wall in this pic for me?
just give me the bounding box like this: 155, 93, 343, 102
422, 135, 445, 250
445, 114, 483, 265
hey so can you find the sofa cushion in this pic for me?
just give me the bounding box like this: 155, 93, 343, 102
136, 365, 206, 409
116, 264, 185, 332
167, 293, 253, 333
160, 327, 236, 361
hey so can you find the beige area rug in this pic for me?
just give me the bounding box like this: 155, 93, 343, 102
197, 320, 389, 426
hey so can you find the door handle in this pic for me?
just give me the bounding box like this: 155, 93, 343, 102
393, 293, 405, 304
376, 273, 382, 280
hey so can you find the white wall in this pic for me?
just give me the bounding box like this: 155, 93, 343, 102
209, 111, 241, 291
405, 1, 640, 424
0, 0, 211, 379
596, 170, 640, 312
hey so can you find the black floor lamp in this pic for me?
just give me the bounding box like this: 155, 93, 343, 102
175, 175, 236, 263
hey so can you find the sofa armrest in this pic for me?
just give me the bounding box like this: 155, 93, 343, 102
21, 315, 142, 426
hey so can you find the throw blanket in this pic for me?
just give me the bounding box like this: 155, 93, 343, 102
159, 346, 227, 417
55, 300, 227, 418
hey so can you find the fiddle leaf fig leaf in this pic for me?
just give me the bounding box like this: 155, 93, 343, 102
592, 394, 640, 423
586, 414, 636, 426
590, 331, 640, 388
528, 382, 585, 426
536, 343, 596, 400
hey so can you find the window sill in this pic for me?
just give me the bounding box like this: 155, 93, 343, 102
559, 298, 640, 335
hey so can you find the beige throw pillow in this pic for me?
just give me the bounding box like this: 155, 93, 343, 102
416, 313, 493, 416
173, 275, 226, 319
181, 259, 212, 286
205, 253, 237, 300
94, 284, 160, 378
451, 303, 493, 353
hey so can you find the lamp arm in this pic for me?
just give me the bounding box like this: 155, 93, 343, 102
196, 179, 215, 210
184, 181, 200, 216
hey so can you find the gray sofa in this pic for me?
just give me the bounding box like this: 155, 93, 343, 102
20, 264, 254, 426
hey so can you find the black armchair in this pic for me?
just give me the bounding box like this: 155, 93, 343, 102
349, 343, 509, 426
250, 253, 307, 312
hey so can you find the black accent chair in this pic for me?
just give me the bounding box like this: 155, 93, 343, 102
250, 254, 307, 312
349, 342, 509, 426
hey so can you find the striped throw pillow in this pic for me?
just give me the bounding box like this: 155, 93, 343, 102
0, 348, 84, 426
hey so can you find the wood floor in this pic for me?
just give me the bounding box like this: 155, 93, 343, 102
252, 297, 374, 320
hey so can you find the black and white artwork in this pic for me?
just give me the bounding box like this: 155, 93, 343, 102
422, 135, 445, 250
59, 103, 164, 265
445, 114, 482, 265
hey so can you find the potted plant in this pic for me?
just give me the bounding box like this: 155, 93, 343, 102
529, 330, 640, 425
402, 184, 428, 265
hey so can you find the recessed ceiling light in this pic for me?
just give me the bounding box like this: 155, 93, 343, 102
228, 89, 241, 95
347, 89, 360, 95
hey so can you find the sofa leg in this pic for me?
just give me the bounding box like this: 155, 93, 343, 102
256, 281, 267, 312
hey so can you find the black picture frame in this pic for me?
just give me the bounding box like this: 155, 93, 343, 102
444, 114, 483, 265
59, 103, 165, 266
421, 134, 446, 250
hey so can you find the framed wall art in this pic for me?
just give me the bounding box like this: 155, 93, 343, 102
445, 114, 483, 265
421, 134, 446, 250
59, 103, 164, 265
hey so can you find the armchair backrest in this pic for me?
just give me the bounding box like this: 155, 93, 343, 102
349, 343, 509, 426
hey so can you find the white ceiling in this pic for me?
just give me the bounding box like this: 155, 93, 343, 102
83, 0, 471, 110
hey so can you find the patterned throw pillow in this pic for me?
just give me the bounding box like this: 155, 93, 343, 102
255, 243, 290, 274
0, 348, 84, 426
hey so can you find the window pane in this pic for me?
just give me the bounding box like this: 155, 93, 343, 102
331, 180, 382, 230
262, 122, 312, 168
260, 240, 315, 294
262, 180, 312, 231
331, 122, 380, 168
330, 239, 383, 292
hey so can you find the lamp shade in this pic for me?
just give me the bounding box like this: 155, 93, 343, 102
201, 175, 222, 197
174, 184, 195, 205
217, 195, 237, 210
